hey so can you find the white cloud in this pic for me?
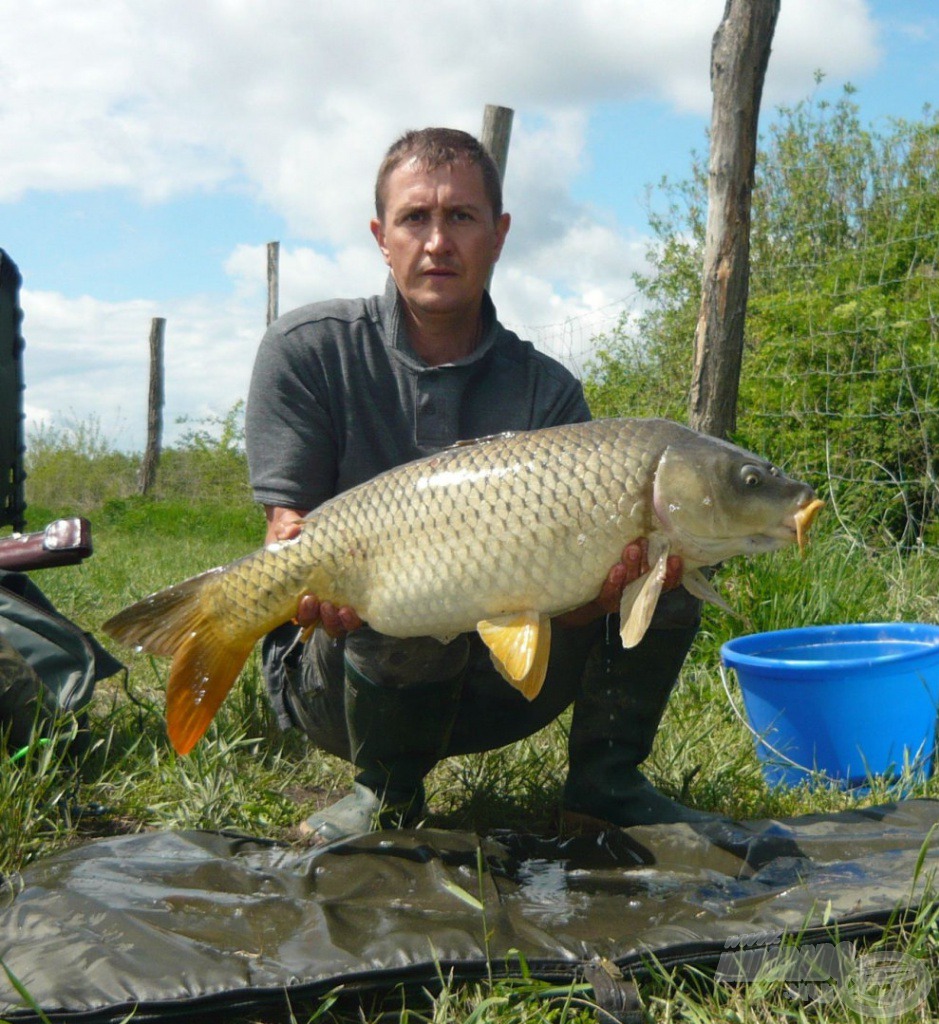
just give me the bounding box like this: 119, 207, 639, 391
2, 1, 882, 254
5, 0, 885, 448
1, 0, 880, 209
20, 287, 261, 452
768, 0, 881, 105
224, 243, 387, 314
493, 217, 650, 377
20, 289, 156, 448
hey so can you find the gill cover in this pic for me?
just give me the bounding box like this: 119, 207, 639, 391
651, 436, 815, 564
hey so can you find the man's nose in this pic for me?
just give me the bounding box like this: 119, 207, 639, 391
424, 219, 454, 253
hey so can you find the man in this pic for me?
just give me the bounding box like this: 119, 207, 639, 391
245, 128, 712, 844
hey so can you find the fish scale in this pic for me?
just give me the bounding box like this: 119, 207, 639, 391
103, 417, 823, 754
277, 420, 642, 638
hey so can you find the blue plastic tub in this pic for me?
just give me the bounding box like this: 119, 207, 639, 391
720, 623, 939, 788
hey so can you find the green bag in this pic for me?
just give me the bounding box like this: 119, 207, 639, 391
0, 569, 123, 748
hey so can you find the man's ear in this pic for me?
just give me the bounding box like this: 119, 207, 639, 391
370, 218, 391, 265
492, 212, 511, 263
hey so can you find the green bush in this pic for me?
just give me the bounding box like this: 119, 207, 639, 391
22, 403, 254, 522
152, 402, 252, 505
24, 418, 138, 518
583, 88, 939, 545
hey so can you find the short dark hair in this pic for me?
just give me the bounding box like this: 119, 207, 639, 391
374, 127, 503, 222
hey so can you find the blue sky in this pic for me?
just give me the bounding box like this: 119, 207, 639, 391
1, 0, 934, 451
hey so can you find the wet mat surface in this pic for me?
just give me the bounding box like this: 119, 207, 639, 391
0, 800, 937, 1022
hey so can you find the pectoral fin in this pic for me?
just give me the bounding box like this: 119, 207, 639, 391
680, 567, 735, 615
477, 611, 552, 701
619, 537, 670, 648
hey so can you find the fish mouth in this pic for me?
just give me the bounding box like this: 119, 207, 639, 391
793, 498, 825, 554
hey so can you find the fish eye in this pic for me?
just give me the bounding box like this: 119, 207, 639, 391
741, 465, 763, 488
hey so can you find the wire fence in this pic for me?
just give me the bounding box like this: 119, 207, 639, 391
505, 298, 643, 382
505, 175, 939, 544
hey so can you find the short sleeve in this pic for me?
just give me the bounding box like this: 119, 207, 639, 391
245, 321, 339, 512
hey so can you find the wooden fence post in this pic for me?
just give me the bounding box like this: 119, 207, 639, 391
267, 241, 280, 326
481, 104, 513, 188
481, 105, 514, 290
688, 0, 780, 438
138, 317, 165, 495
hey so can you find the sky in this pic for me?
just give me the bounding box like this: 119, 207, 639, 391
1, 0, 935, 452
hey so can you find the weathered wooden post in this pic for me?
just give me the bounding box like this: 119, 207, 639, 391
138, 316, 165, 495
481, 104, 513, 188
267, 241, 280, 326
689, 0, 780, 439
480, 104, 513, 289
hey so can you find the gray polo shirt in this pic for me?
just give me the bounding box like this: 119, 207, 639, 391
246, 276, 590, 511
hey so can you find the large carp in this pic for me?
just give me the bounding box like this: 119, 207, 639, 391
104, 418, 823, 755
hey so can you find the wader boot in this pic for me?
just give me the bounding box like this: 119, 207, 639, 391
563, 618, 723, 829
300, 654, 464, 844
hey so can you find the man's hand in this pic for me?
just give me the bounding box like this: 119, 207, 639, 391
264, 505, 309, 546
265, 505, 363, 638
295, 593, 363, 637
554, 538, 683, 628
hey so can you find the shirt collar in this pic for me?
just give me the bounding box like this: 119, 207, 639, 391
381, 274, 498, 369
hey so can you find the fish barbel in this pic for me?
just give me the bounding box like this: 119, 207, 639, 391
103, 418, 823, 754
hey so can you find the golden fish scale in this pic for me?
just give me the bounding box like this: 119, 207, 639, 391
213, 419, 675, 640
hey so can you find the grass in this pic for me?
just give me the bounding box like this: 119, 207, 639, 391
4, 487, 939, 1021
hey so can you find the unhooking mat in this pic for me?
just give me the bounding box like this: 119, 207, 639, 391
0, 800, 937, 1022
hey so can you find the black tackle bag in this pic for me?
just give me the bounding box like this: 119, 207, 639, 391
0, 569, 123, 749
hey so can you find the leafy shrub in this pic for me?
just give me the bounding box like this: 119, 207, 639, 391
153, 402, 251, 506
583, 88, 939, 545
24, 418, 138, 519
22, 403, 254, 520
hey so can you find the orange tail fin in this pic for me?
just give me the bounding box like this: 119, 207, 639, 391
164, 625, 254, 755
103, 568, 255, 755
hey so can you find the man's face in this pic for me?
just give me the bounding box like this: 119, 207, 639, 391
371, 159, 510, 321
